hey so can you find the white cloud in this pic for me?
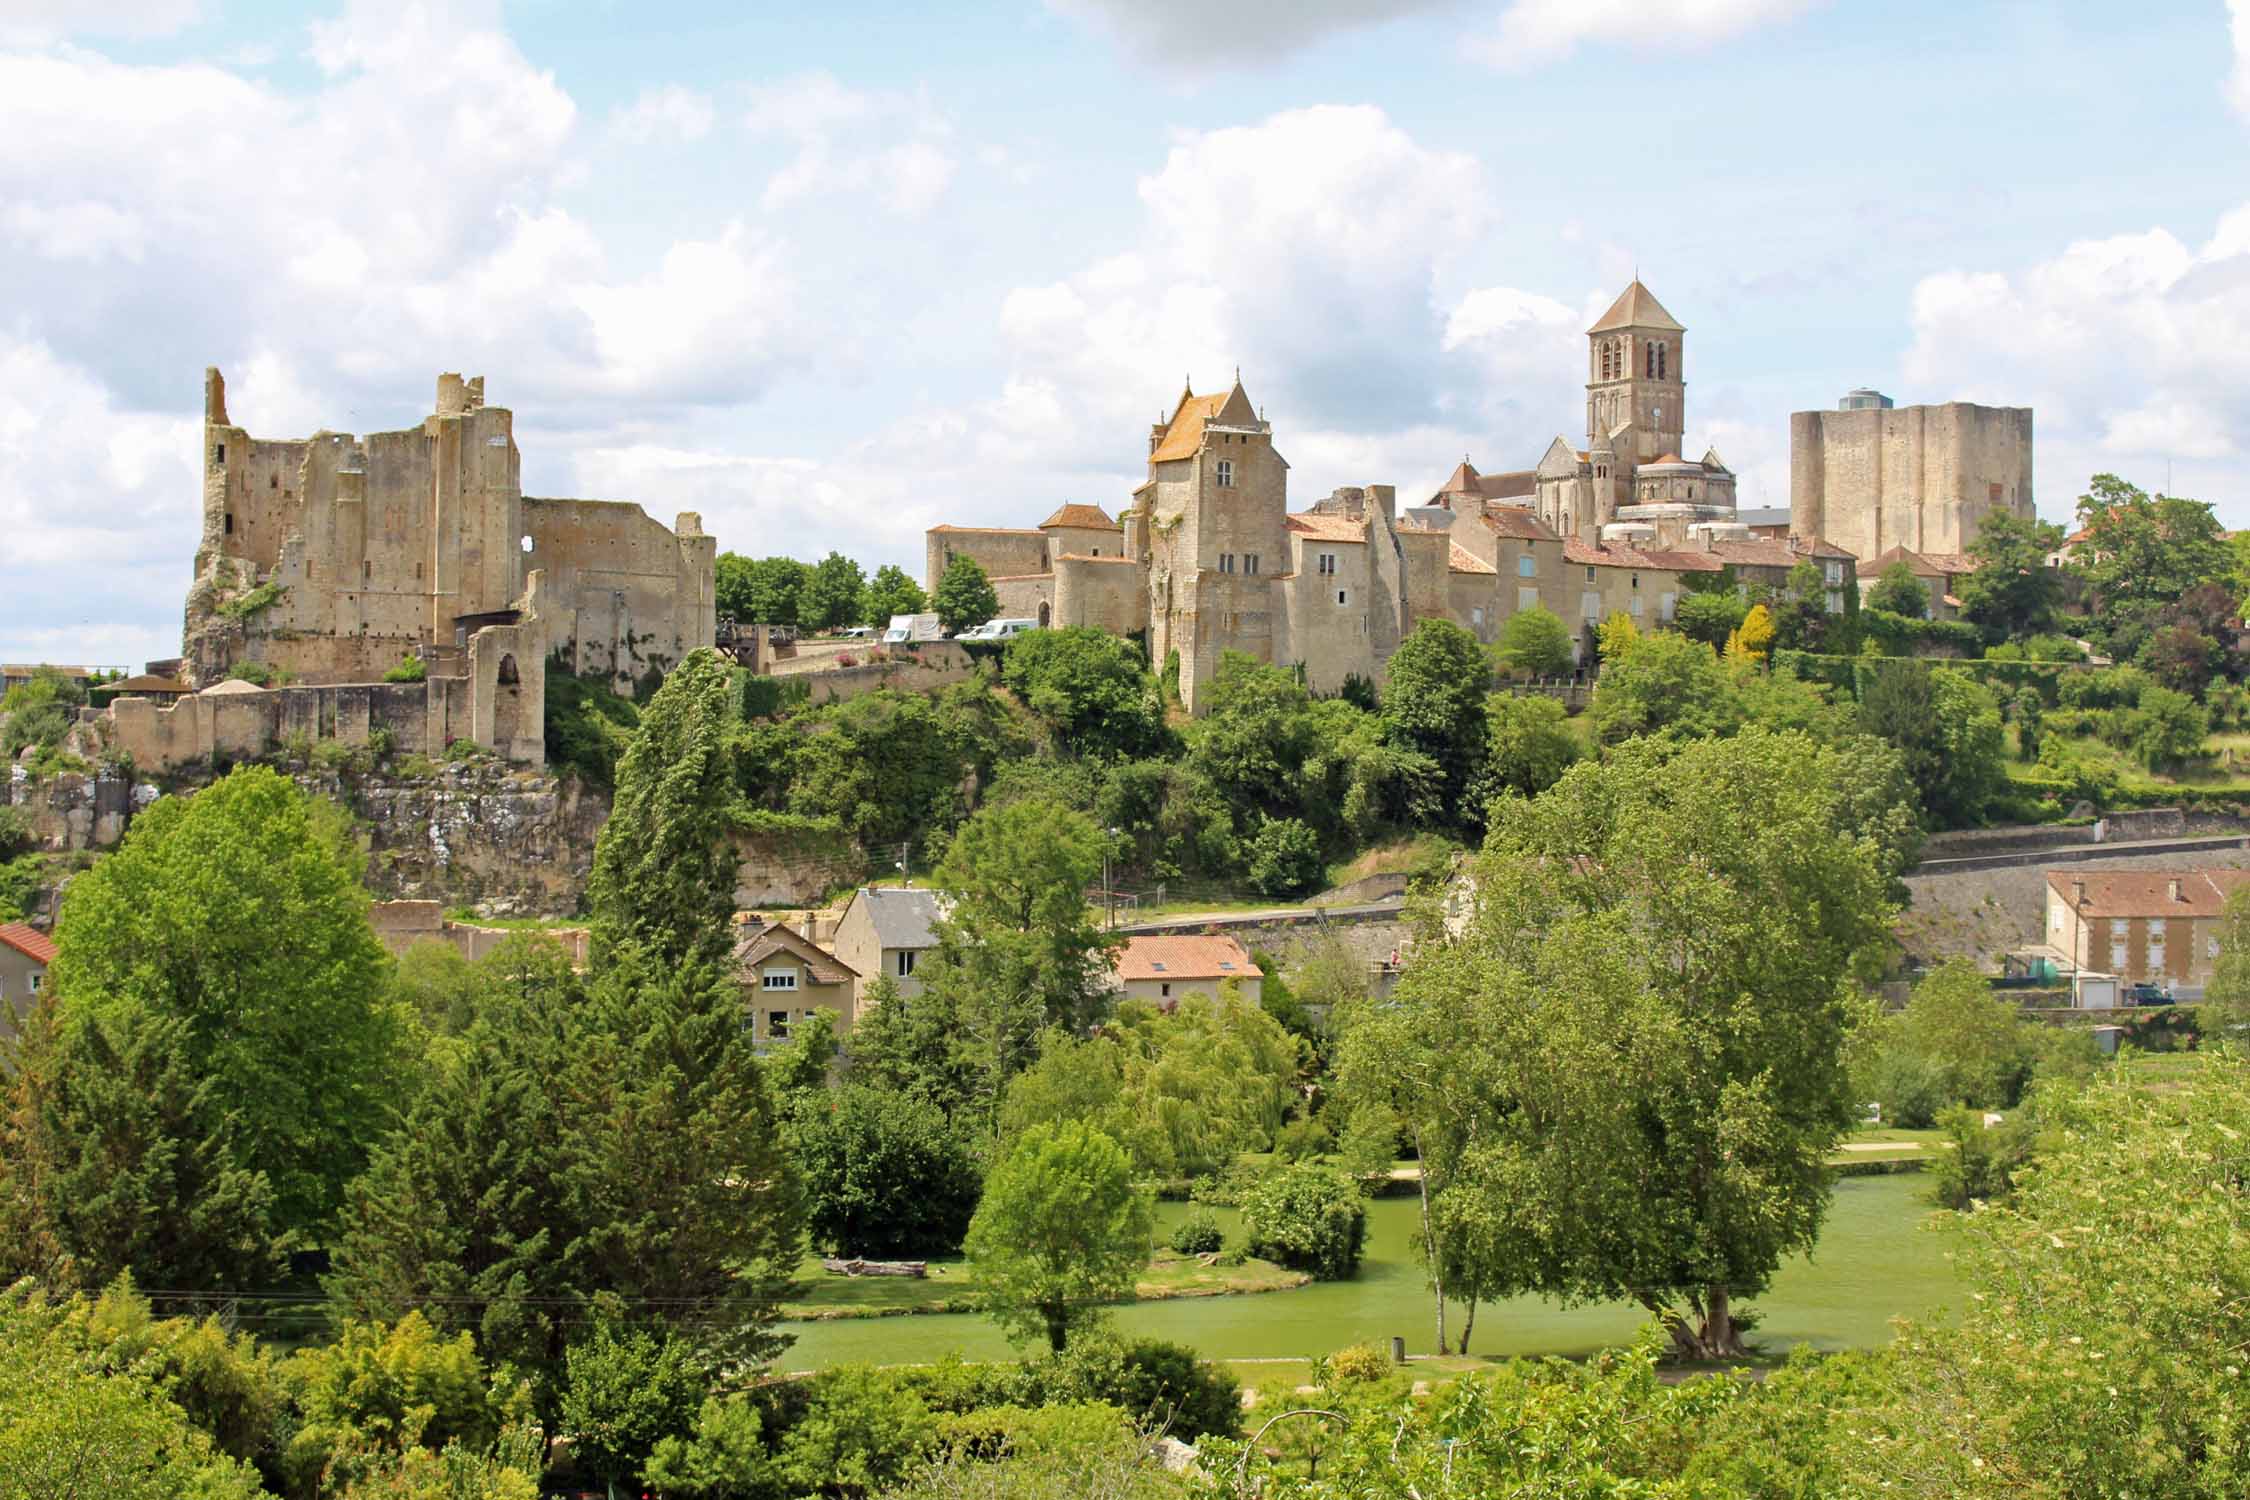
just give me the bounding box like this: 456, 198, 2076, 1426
0, 0, 199, 46
1903, 210, 2250, 513
743, 71, 956, 217
1469, 0, 1819, 69
610, 84, 715, 145
1045, 0, 1454, 65
2230, 0, 2250, 121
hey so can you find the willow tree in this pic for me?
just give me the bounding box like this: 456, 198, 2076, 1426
1367, 726, 1897, 1360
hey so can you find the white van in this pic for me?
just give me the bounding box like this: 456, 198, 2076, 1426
962, 617, 1040, 642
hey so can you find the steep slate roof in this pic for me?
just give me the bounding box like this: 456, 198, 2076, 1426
1287, 512, 1368, 543
0, 924, 56, 966
1448, 545, 1497, 575
1483, 507, 1559, 542
847, 887, 946, 951
736, 922, 858, 986
1588, 279, 1685, 333
2047, 869, 2250, 920
1039, 503, 1120, 531
1114, 934, 1263, 983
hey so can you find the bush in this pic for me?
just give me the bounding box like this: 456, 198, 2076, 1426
776, 1365, 937, 1498
1272, 1112, 1335, 1162
284, 1313, 518, 1496
544, 666, 640, 789
380, 655, 427, 684
1027, 1336, 1241, 1441
791, 1084, 984, 1258
1326, 1342, 1393, 1384
1247, 816, 1323, 899
559, 1323, 704, 1490
2058, 664, 2150, 710
1167, 1209, 1223, 1256
932, 1402, 1129, 1465
1860, 1045, 1950, 1130
1240, 1165, 1366, 1280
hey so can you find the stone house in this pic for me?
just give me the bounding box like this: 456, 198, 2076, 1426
0, 922, 55, 1039
1110, 934, 1263, 1005
1855, 545, 1980, 620
2044, 870, 2250, 995
831, 886, 946, 1010
737, 921, 860, 1048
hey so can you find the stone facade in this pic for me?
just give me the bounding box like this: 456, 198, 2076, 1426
176, 369, 715, 770
1789, 395, 2033, 562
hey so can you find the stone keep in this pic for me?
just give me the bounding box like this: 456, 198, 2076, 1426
1789, 394, 2033, 561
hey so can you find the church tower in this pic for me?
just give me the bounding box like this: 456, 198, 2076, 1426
1584, 280, 1686, 470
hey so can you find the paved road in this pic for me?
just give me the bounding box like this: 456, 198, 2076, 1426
1115, 897, 1405, 935
1911, 832, 2250, 875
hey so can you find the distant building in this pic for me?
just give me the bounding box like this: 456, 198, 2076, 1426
1110, 934, 1263, 1006
831, 886, 946, 1009
737, 921, 860, 1048
2045, 870, 2250, 995
1791, 389, 2033, 564
0, 923, 55, 1038
1856, 545, 1981, 620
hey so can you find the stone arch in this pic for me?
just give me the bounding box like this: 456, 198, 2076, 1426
1037, 601, 1051, 628
497, 652, 520, 685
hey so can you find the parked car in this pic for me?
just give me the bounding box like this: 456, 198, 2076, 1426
838, 625, 876, 639
881, 613, 944, 644
2127, 981, 2174, 1005
958, 617, 1040, 642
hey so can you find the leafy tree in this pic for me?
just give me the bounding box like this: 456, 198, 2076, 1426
2128, 683, 2210, 772
1956, 509, 2066, 640
803, 552, 870, 634
1673, 587, 1749, 649
748, 556, 811, 628
1586, 630, 1736, 744
1865, 560, 1930, 618
778, 689, 985, 852
1493, 605, 1572, 677
844, 974, 976, 1119
2070, 474, 2231, 656
933, 556, 999, 636
283, 1312, 521, 1497
791, 1084, 984, 1258
1593, 609, 1640, 663
1385, 728, 1896, 1359
1379, 619, 1489, 821
1029, 1334, 1242, 1441
1723, 600, 1776, 662
964, 1121, 1153, 1353
1466, 693, 1580, 809
1858, 660, 2006, 828
1246, 815, 1323, 898
1000, 627, 1168, 761
774, 1365, 938, 1498
917, 798, 1117, 1117
2201, 885, 2250, 1038
558, 1323, 705, 1492
1240, 1165, 1366, 1280
1186, 653, 1318, 823
43, 765, 403, 1238
861, 563, 927, 627
713, 551, 757, 625
1896, 958, 2034, 1109
643, 1396, 778, 1499
2139, 622, 2225, 696
584, 647, 741, 976
0, 666, 87, 765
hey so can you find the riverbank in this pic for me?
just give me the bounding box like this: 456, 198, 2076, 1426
781, 1241, 1310, 1321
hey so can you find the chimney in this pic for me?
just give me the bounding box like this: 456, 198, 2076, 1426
2071, 878, 2086, 908
2170, 878, 2185, 903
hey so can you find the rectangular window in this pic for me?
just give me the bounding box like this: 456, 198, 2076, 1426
1216, 460, 1235, 487
1825, 561, 1845, 585
1471, 607, 1485, 627
761, 969, 799, 991
214, 443, 225, 464
1581, 592, 1601, 622
1517, 555, 1536, 578
1244, 553, 1259, 575
1336, 589, 1348, 606
2211, 935, 2222, 960
896, 950, 916, 977
1630, 595, 1644, 617
1584, 566, 1596, 583
1317, 552, 1337, 576
1517, 585, 1540, 612
1219, 553, 1235, 574
767, 1010, 790, 1040
1660, 591, 1677, 620
1826, 589, 1845, 614
2111, 918, 2130, 945
1160, 983, 1171, 998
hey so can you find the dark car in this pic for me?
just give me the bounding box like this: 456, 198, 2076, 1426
2127, 981, 2174, 1005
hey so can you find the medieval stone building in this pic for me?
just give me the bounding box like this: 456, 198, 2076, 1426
1788, 390, 2034, 562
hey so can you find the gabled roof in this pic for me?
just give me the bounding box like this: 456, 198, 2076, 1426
1435, 460, 1537, 503
1588, 279, 1684, 334
736, 922, 858, 986
1448, 545, 1497, 576
844, 886, 946, 951
1039, 503, 1120, 531
1114, 934, 1263, 984
1483, 507, 1559, 542
0, 923, 56, 966
1288, 513, 1367, 543
1855, 544, 1973, 578
1150, 378, 1257, 464
1564, 538, 1666, 569
1638, 548, 1726, 574
2047, 869, 2250, 920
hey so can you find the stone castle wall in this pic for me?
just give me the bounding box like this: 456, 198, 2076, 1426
1791, 402, 2033, 558
926, 529, 1051, 595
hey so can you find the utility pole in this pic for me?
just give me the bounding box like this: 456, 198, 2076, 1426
1105, 827, 1119, 931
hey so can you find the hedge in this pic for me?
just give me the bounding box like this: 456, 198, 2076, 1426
1774, 651, 2100, 706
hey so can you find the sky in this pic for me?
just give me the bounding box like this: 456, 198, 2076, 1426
3, 0, 2249, 666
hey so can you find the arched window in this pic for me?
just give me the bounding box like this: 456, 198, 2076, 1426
1657, 343, 1668, 379
1646, 342, 1657, 377
497, 653, 519, 686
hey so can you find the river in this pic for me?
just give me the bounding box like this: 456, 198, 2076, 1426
777, 1174, 1958, 1370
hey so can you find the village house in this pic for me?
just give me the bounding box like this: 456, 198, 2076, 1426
2044, 870, 2250, 995
1855, 545, 1980, 619
737, 921, 860, 1047
1110, 934, 1263, 1005
831, 886, 946, 1010
0, 923, 56, 1039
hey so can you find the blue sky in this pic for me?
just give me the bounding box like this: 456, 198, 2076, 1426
3, 0, 2248, 665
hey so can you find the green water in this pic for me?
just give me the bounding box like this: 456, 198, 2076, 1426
778, 1174, 1960, 1371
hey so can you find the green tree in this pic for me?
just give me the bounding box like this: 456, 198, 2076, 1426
1493, 605, 1572, 678
0, 666, 87, 765
713, 551, 757, 624
802, 552, 870, 634
1672, 587, 1749, 649
2201, 885, 2250, 1038
932, 556, 999, 636
2070, 474, 2232, 656
747, 556, 810, 628
774, 1365, 937, 1498
1957, 509, 2066, 640
1469, 692, 1582, 807
791, 1084, 984, 1258
282, 1311, 520, 1497
558, 1324, 704, 1492
1586, 630, 1737, 744
1000, 627, 1168, 761
1858, 660, 2006, 828
2138, 622, 2225, 696
44, 765, 403, 1238
860, 563, 926, 626
1896, 958, 2034, 1109
1239, 1164, 1366, 1280
1379, 619, 1489, 823
1386, 728, 1896, 1359
1246, 815, 1322, 898
964, 1121, 1153, 1353
1865, 560, 1930, 618
2129, 683, 2210, 772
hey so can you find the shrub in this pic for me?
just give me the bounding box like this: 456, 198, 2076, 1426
1027, 1336, 1241, 1441
791, 1084, 984, 1258
1240, 1164, 1366, 1280
1247, 816, 1323, 899
1326, 1342, 1393, 1384
226, 661, 275, 687
283, 1313, 517, 1496
932, 1402, 1129, 1464
1272, 1113, 1335, 1162
560, 1324, 706, 1490
1860, 1044, 1950, 1130
380, 655, 427, 684
1167, 1209, 1223, 1257
2057, 664, 2150, 710
775, 1365, 936, 1498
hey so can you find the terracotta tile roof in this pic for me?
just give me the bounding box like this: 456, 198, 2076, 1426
1150, 392, 1230, 464
1704, 539, 1814, 570
737, 922, 858, 986
1638, 548, 1726, 573
2046, 869, 2250, 920
1793, 536, 1859, 561
0, 923, 56, 966
1448, 545, 1496, 575
1113, 934, 1263, 984
1588, 279, 1684, 333
1435, 461, 1537, 502
1039, 503, 1120, 531
1057, 553, 1138, 565
1288, 513, 1368, 543
1482, 507, 1558, 541
1564, 538, 1665, 569
1855, 544, 1973, 578
928, 525, 1045, 536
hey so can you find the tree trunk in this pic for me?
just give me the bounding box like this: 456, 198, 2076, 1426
1045, 1307, 1068, 1354
1411, 1124, 1445, 1357
1642, 1284, 1749, 1362
1458, 1295, 1478, 1356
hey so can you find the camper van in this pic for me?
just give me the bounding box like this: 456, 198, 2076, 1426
881, 613, 945, 645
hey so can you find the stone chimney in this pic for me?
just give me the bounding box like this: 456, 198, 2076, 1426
2072, 878, 2087, 908
2170, 878, 2185, 903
